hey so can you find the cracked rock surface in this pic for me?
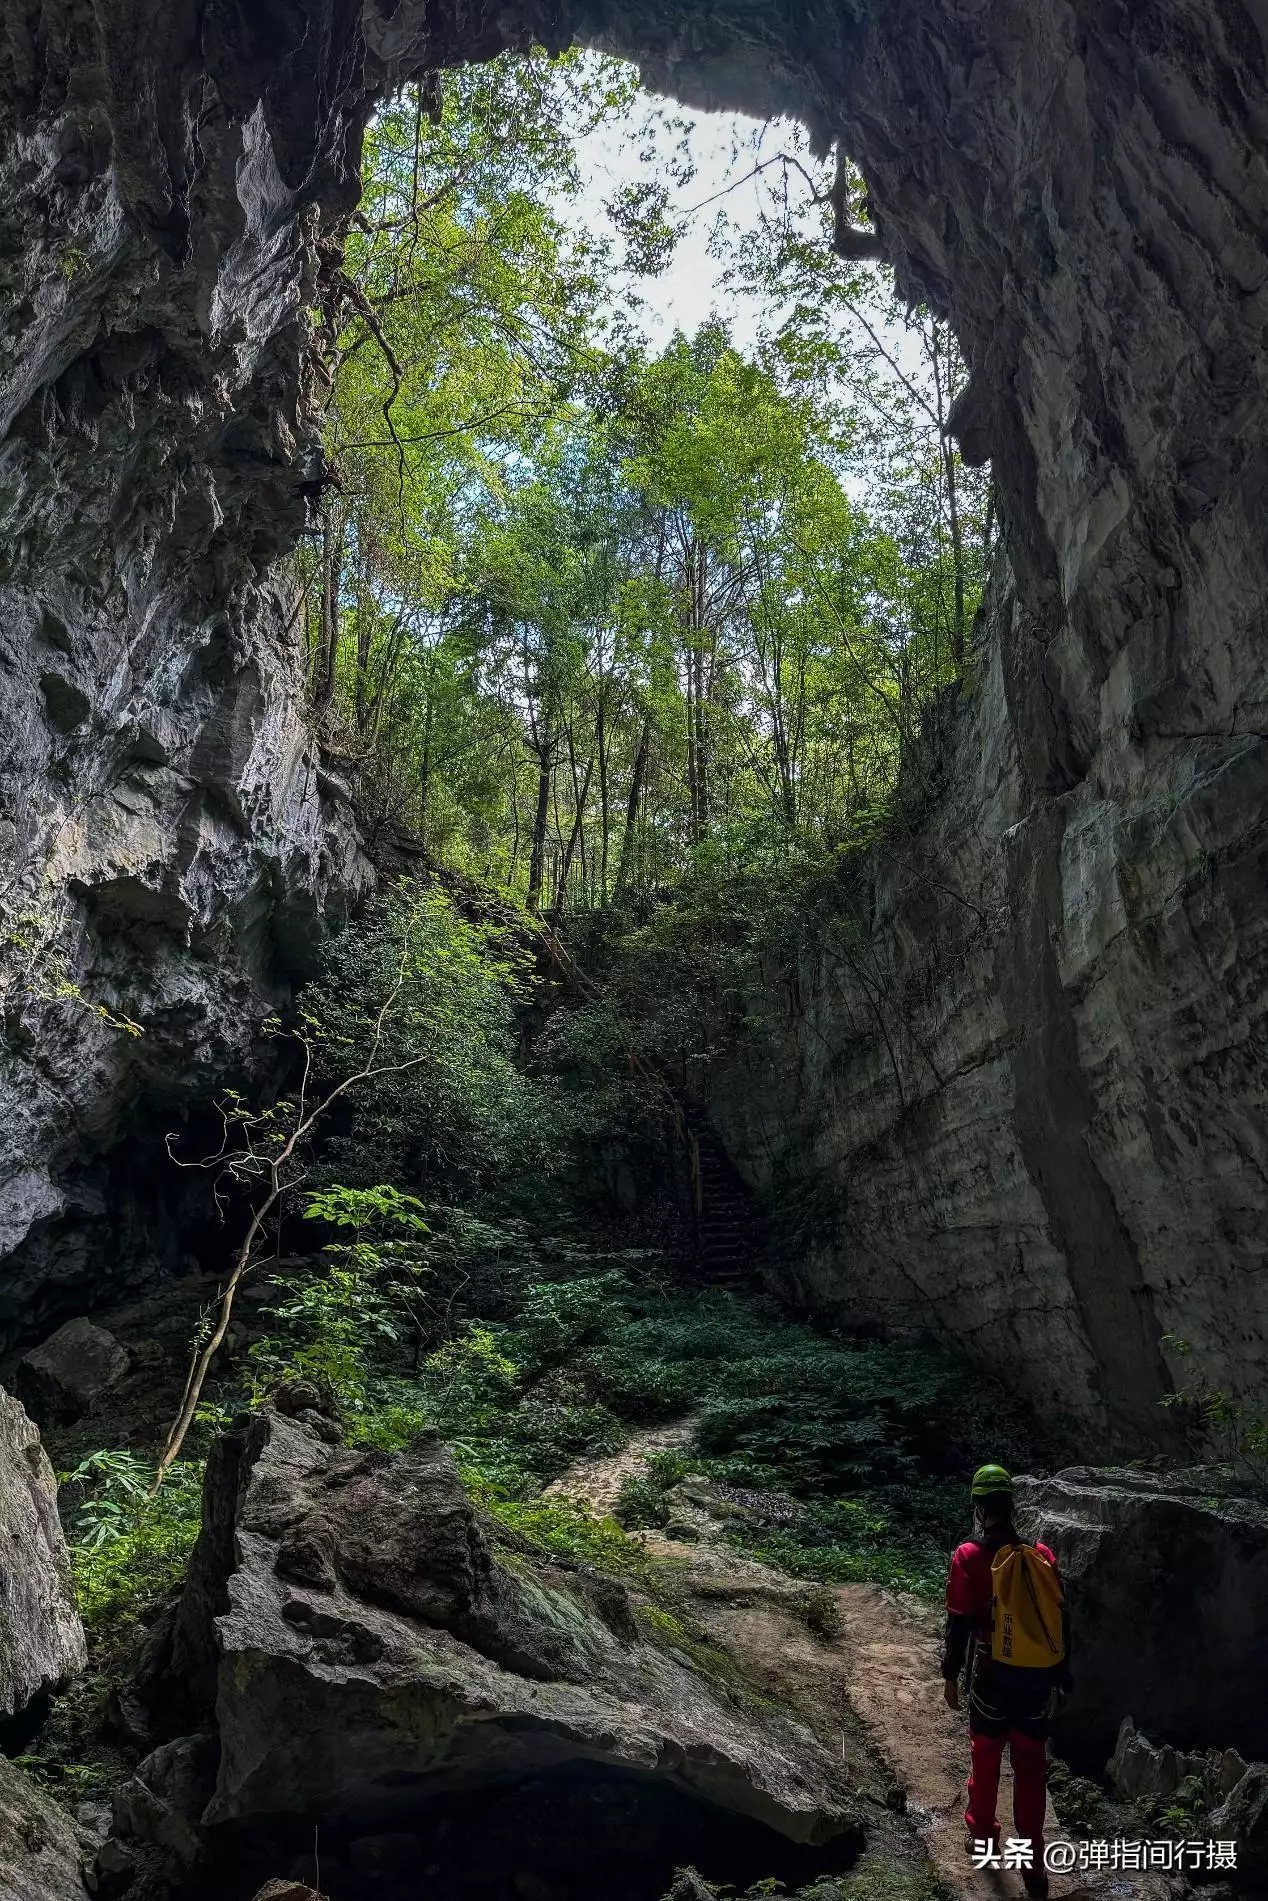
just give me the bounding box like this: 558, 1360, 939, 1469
0, 1380, 85, 1723
1017, 1466, 1268, 1762
105, 1412, 859, 1898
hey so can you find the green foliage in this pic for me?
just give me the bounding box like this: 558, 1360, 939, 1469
480, 1490, 653, 1583
793, 1586, 845, 1642
591, 1296, 1038, 1595
229, 1152, 1021, 1603
615, 1449, 699, 1530
247, 1184, 435, 1412
59, 1454, 204, 1639
509, 1272, 629, 1362
14, 1748, 108, 1803
1159, 1335, 1268, 1496
257, 1238, 1039, 1602
299, 882, 562, 1197
420, 1326, 522, 1436
1045, 1758, 1117, 1840
58, 1449, 151, 1547
247, 1256, 402, 1413
296, 50, 993, 933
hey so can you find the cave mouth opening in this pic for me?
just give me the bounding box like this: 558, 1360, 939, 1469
206, 1762, 861, 1901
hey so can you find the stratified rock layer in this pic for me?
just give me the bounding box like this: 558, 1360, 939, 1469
0, 1381, 85, 1721
1, 2, 1266, 1426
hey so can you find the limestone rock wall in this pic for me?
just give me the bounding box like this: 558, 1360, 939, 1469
0, 1, 1265, 1426
704, 546, 1268, 1443
0, 1382, 85, 1722
0, 4, 379, 1342
667, 0, 1268, 1443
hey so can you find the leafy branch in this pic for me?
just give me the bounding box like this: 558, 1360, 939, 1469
152, 936, 429, 1490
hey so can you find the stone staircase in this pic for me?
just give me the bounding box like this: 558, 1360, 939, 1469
681, 1101, 763, 1292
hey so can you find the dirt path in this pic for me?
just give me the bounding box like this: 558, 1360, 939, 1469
552, 1426, 1172, 1901
543, 1418, 696, 1518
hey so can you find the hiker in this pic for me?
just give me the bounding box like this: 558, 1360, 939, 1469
940, 1464, 1071, 1899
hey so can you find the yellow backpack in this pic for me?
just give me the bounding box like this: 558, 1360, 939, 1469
989, 1543, 1065, 1669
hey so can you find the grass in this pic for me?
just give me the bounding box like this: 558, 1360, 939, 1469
479, 1488, 655, 1585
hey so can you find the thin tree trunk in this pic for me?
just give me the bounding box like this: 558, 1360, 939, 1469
685, 614, 698, 841
355, 560, 373, 733
614, 720, 649, 899
692, 543, 709, 835
526, 709, 553, 916
597, 693, 609, 904
552, 752, 595, 920
418, 665, 435, 843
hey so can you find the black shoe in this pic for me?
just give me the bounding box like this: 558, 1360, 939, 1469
1022, 1874, 1049, 1899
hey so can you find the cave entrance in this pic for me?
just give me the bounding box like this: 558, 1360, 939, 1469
212, 1763, 861, 1901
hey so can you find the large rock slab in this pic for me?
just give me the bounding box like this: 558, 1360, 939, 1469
0, 1751, 89, 1901
1015, 1466, 1268, 1763
0, 1382, 86, 1719
145, 1413, 859, 1865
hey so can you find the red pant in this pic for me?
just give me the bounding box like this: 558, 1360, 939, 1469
966, 1728, 1047, 1849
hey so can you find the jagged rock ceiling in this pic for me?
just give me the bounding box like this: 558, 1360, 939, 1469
1, 1, 1265, 1429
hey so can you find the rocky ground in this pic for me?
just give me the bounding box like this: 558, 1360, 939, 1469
2, 1274, 1266, 1901
548, 1428, 1203, 1901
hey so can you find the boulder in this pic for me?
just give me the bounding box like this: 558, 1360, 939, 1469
0, 1382, 86, 1719
126, 1412, 859, 1895
1218, 1747, 1250, 1797
1015, 1467, 1268, 1763
1211, 1765, 1268, 1878
1106, 1717, 1209, 1802
17, 1318, 129, 1424
104, 1733, 221, 1886
0, 1751, 89, 1901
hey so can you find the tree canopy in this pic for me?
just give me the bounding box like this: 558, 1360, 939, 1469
295, 51, 996, 917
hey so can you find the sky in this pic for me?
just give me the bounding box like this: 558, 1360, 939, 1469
563, 92, 796, 353
553, 82, 931, 461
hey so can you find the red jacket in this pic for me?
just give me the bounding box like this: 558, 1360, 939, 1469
945, 1534, 1059, 1638
941, 1528, 1071, 1709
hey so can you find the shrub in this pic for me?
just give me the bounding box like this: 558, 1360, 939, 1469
59, 1451, 205, 1642
795, 1586, 845, 1641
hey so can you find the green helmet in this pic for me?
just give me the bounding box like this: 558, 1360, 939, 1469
971, 1463, 1013, 1499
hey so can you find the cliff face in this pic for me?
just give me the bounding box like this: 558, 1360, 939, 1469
0, 5, 379, 1343
688, 0, 1268, 1440
706, 569, 1268, 1443
1, 2, 1265, 1425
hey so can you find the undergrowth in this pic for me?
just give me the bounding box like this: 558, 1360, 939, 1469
51, 1242, 1041, 1735
252, 1248, 1039, 1599
57, 1450, 206, 1643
